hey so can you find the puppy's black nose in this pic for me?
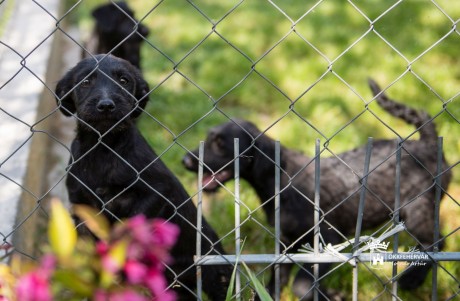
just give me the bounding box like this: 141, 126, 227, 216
97, 99, 115, 112
182, 154, 194, 169
182, 155, 190, 167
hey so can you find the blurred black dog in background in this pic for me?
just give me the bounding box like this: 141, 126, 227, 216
83, 1, 149, 69
183, 79, 451, 300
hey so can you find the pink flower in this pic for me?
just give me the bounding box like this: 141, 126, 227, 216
158, 290, 177, 301
16, 272, 52, 301
96, 241, 109, 256
40, 254, 56, 278
94, 289, 150, 301
124, 260, 148, 284
93, 289, 109, 301
145, 268, 177, 301
109, 290, 149, 301
126, 240, 145, 259
101, 253, 121, 274
151, 220, 180, 248
145, 269, 168, 296
126, 215, 152, 245
96, 216, 178, 301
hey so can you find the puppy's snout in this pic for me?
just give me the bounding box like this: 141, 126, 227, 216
96, 98, 115, 113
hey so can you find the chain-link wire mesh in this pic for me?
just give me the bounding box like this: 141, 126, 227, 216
1, 0, 459, 300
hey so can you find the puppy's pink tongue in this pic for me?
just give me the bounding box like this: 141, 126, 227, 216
202, 174, 219, 190
201, 171, 232, 190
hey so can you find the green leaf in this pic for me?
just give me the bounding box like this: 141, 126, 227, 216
225, 260, 238, 301
226, 239, 246, 301
53, 270, 94, 297
242, 262, 273, 301
73, 205, 110, 241
48, 198, 77, 260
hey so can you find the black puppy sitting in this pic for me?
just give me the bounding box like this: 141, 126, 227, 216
183, 80, 451, 300
85, 1, 149, 69
55, 55, 231, 300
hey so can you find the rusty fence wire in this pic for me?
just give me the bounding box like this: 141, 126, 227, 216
1, 0, 459, 300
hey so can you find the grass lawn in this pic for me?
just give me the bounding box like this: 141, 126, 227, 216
66, 0, 460, 299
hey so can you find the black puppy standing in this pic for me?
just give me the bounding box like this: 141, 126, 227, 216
183, 80, 451, 300
55, 55, 231, 300
85, 1, 149, 69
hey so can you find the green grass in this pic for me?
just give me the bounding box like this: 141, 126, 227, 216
67, 0, 460, 299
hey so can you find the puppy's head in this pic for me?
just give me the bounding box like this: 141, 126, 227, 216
183, 119, 261, 192
55, 55, 150, 133
92, 2, 140, 34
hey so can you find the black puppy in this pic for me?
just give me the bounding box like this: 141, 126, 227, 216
86, 1, 149, 69
183, 80, 451, 299
55, 55, 231, 300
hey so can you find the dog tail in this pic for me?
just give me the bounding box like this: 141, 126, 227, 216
368, 78, 437, 141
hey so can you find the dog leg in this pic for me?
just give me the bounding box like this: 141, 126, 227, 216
292, 262, 342, 301
398, 195, 440, 290
266, 263, 293, 297
202, 265, 231, 300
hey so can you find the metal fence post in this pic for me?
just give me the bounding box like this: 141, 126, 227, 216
234, 138, 241, 301
313, 138, 321, 301
274, 140, 281, 301
392, 139, 402, 300
196, 141, 205, 300
432, 136, 444, 301
352, 137, 373, 301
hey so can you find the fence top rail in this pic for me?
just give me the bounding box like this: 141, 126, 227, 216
195, 252, 460, 265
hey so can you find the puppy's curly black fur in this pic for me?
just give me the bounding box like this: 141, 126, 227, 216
55, 55, 231, 300
183, 79, 451, 300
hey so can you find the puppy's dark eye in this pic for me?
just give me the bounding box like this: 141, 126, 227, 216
81, 79, 91, 87
215, 136, 225, 149
119, 76, 129, 86
212, 135, 225, 152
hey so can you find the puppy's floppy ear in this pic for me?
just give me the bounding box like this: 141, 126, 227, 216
131, 72, 150, 119
139, 24, 150, 38
55, 70, 77, 117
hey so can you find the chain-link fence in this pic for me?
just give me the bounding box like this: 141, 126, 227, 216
1, 0, 459, 300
